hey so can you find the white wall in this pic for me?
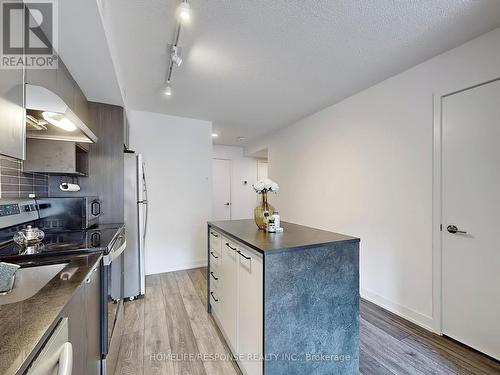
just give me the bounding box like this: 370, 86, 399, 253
246, 28, 500, 330
213, 145, 258, 220
129, 110, 212, 275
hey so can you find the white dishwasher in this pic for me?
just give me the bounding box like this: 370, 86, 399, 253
28, 317, 73, 375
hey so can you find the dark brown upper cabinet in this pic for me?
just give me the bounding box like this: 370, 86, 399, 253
23, 139, 89, 176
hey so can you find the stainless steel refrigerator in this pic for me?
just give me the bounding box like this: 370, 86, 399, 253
123, 151, 148, 299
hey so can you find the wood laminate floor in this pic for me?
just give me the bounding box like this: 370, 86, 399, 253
115, 268, 500, 375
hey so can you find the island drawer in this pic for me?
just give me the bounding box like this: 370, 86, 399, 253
209, 229, 222, 251
209, 288, 221, 313
209, 267, 220, 290
210, 247, 221, 267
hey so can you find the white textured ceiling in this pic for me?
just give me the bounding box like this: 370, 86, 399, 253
102, 0, 500, 145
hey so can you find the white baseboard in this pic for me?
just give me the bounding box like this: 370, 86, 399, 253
361, 288, 434, 332
146, 258, 207, 275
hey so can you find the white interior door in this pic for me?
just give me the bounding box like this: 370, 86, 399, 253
442, 79, 500, 360
257, 160, 268, 181
212, 159, 232, 220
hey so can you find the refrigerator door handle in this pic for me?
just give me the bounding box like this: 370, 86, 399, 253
138, 201, 147, 296
142, 161, 149, 243
142, 162, 148, 203
143, 202, 148, 245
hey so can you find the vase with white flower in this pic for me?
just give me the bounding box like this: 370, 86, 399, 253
253, 178, 279, 230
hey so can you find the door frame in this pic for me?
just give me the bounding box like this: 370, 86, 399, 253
432, 77, 500, 334
212, 158, 233, 220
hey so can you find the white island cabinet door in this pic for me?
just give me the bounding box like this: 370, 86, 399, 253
219, 238, 239, 353
237, 245, 263, 375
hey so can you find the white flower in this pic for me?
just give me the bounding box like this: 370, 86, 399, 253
263, 178, 273, 190
253, 179, 280, 194
253, 181, 265, 192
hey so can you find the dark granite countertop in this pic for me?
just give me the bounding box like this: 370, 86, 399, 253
208, 219, 359, 254
0, 252, 102, 375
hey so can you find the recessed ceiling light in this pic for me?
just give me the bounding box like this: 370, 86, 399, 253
237, 136, 246, 141
212, 133, 219, 138
176, 1, 191, 24
164, 85, 172, 96
42, 111, 77, 131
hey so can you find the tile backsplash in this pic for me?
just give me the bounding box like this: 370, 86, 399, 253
0, 155, 48, 199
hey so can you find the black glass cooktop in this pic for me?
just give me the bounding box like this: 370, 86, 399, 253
0, 226, 121, 261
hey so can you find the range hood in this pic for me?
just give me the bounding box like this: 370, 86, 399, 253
25, 84, 97, 143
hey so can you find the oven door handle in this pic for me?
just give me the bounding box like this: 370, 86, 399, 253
103, 239, 127, 266
91, 200, 102, 216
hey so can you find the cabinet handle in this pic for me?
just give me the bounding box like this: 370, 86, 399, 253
210, 231, 219, 238
225, 242, 237, 251
237, 250, 251, 260
210, 271, 218, 281
210, 292, 219, 302
210, 251, 219, 259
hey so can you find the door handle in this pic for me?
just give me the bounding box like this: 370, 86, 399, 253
447, 225, 467, 234
32, 342, 73, 375
58, 342, 73, 375
237, 250, 251, 260
224, 202, 231, 206
210, 251, 219, 259
210, 291, 219, 302
91, 200, 101, 216
210, 271, 218, 281
225, 243, 237, 251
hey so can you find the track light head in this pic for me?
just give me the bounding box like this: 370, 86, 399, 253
176, 1, 191, 24
170, 45, 183, 67
172, 53, 182, 67
164, 84, 172, 96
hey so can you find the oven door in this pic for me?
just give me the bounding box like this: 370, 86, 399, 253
101, 228, 126, 374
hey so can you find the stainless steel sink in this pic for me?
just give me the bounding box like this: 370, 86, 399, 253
0, 263, 68, 306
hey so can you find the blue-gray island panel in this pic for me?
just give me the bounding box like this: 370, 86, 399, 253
264, 241, 359, 374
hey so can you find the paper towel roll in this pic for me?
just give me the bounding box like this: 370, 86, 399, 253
60, 183, 81, 192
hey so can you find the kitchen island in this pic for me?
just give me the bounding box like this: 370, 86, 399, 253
207, 219, 360, 375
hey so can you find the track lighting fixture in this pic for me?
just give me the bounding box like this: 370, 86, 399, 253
164, 1, 192, 97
